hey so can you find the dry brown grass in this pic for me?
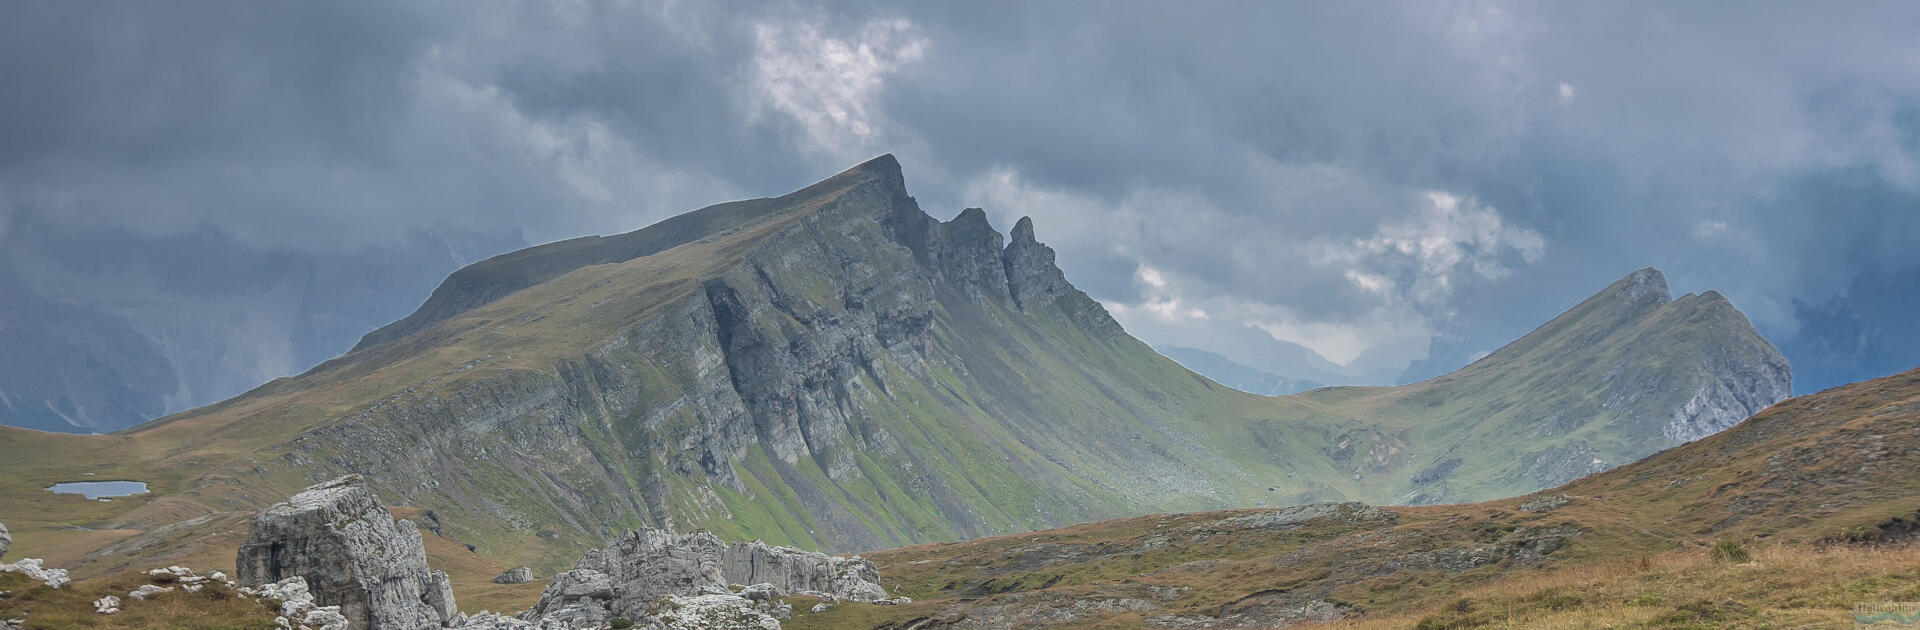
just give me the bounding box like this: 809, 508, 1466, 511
0, 570, 279, 630
1317, 544, 1920, 629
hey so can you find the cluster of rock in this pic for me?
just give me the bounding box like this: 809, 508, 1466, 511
93, 566, 248, 616
0, 557, 70, 589
1189, 502, 1395, 535
482, 528, 900, 629
243, 576, 353, 630
236, 475, 457, 630
1516, 494, 1572, 513
491, 567, 533, 584
0, 519, 69, 591
234, 476, 901, 630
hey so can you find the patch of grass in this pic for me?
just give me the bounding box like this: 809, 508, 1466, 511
1320, 544, 1920, 629
1711, 540, 1750, 564
0, 570, 279, 630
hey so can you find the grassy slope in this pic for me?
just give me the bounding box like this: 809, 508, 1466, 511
787, 366, 1920, 629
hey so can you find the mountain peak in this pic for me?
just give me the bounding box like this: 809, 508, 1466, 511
1010, 216, 1038, 245
951, 207, 991, 228
1611, 267, 1671, 305
855, 152, 900, 172
843, 153, 904, 190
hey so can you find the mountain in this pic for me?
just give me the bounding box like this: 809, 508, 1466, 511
799, 365, 1920, 629
1156, 345, 1323, 395
0, 155, 1787, 583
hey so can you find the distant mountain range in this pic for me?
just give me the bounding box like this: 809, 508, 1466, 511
0, 215, 523, 433
1155, 345, 1324, 395
0, 155, 1788, 582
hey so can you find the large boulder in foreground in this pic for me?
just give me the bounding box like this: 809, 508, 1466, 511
520, 528, 889, 626
237, 475, 455, 630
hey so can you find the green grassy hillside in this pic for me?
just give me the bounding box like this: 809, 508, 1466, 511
0, 155, 1788, 616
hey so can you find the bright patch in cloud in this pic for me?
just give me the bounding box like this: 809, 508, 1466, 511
1241, 302, 1437, 367
751, 18, 928, 157
1557, 81, 1576, 103
1314, 190, 1544, 312
1106, 265, 1209, 324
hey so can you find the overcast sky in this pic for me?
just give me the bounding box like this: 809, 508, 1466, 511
4, 1, 1917, 397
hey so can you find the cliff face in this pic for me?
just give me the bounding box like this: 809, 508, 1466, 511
13, 155, 1793, 578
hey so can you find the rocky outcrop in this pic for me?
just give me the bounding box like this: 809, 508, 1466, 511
491, 567, 532, 584
244, 576, 353, 630
1583, 274, 1792, 447
1190, 502, 1395, 534
937, 208, 1014, 301
508, 528, 889, 628
0, 558, 69, 588
236, 475, 456, 630
1003, 217, 1125, 338
0, 521, 9, 559
1661, 296, 1794, 442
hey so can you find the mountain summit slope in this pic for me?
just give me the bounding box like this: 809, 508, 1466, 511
350, 158, 903, 353
1369, 266, 1793, 500
0, 156, 1787, 581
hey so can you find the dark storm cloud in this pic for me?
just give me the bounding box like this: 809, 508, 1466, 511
2, 0, 1915, 406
